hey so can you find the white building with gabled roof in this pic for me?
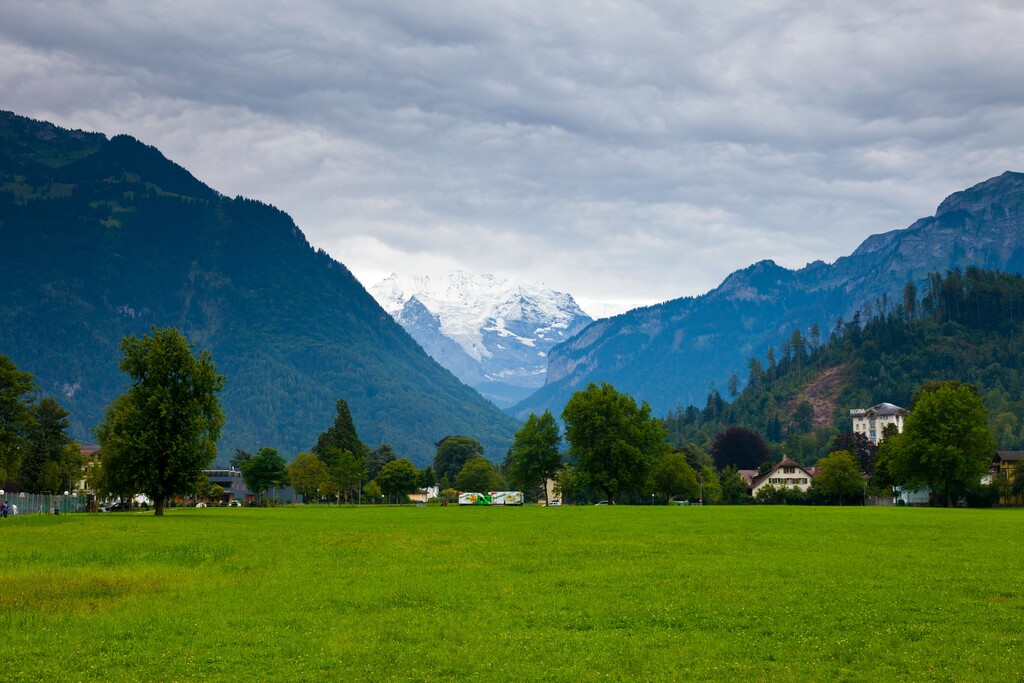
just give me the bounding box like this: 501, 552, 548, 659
850, 402, 907, 445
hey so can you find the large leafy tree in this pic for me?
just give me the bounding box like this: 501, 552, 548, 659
506, 410, 561, 504
719, 466, 750, 504
286, 452, 332, 502
711, 427, 772, 471
455, 456, 501, 493
0, 354, 37, 487
240, 447, 290, 503
562, 382, 668, 504
20, 397, 83, 493
313, 399, 368, 467
883, 381, 996, 507
95, 327, 225, 516
434, 436, 484, 483
830, 431, 878, 475
652, 450, 699, 502
699, 465, 722, 504
813, 451, 865, 504
329, 449, 367, 503
376, 458, 419, 504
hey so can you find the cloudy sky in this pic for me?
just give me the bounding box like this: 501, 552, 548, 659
3, 1, 1024, 315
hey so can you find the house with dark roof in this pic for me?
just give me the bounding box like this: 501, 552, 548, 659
994, 451, 1024, 506
850, 402, 907, 445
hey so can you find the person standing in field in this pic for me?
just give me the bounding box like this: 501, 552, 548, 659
11, 503, 16, 515
1, 501, 7, 518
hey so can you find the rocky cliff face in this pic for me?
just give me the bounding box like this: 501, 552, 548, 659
372, 271, 593, 407
512, 171, 1024, 421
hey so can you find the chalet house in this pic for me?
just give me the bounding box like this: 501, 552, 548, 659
746, 458, 819, 497
850, 402, 907, 445
994, 451, 1024, 506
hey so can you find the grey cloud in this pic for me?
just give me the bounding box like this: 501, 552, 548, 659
2, 1, 1024, 311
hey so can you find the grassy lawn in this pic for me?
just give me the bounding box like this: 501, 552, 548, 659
1, 505, 1021, 681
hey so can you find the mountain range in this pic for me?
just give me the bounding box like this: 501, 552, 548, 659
0, 111, 520, 466
371, 271, 592, 408
511, 171, 1024, 421
5, 109, 1023, 466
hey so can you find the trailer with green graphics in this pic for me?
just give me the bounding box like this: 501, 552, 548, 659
458, 491, 523, 506
458, 492, 492, 506
490, 491, 524, 505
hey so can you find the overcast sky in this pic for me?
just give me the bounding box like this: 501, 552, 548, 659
3, 1, 1024, 316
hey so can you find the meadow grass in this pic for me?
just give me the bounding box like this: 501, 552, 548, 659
0, 505, 1021, 681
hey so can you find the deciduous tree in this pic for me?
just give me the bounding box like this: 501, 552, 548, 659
711, 427, 771, 471
884, 382, 996, 507
455, 456, 500, 493
434, 436, 484, 483
652, 451, 699, 501
376, 458, 419, 504
506, 410, 562, 504
0, 354, 36, 487
329, 448, 366, 503
240, 447, 289, 504
562, 382, 668, 504
830, 431, 877, 475
719, 465, 750, 504
813, 451, 864, 504
363, 479, 384, 503
287, 451, 332, 502
96, 327, 225, 516
21, 397, 82, 493
699, 466, 722, 504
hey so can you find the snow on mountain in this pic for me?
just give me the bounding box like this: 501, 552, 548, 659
371, 271, 593, 407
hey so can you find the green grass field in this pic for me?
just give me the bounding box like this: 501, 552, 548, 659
1, 505, 1021, 681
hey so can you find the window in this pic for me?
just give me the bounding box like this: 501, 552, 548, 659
783, 467, 795, 474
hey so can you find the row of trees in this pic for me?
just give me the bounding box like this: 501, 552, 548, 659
1, 355, 85, 494
507, 378, 998, 508
14, 319, 1002, 513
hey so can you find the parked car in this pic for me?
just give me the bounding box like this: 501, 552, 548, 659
594, 501, 609, 505
227, 500, 242, 507
195, 502, 207, 508
547, 499, 562, 507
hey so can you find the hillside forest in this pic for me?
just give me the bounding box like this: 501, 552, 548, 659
665, 267, 1024, 465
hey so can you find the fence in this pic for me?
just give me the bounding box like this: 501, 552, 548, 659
1, 493, 88, 515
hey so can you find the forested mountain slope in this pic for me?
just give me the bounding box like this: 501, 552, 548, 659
665, 268, 1024, 463
512, 172, 1024, 422
0, 111, 519, 465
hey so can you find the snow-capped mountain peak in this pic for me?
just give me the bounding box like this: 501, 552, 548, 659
371, 271, 593, 407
